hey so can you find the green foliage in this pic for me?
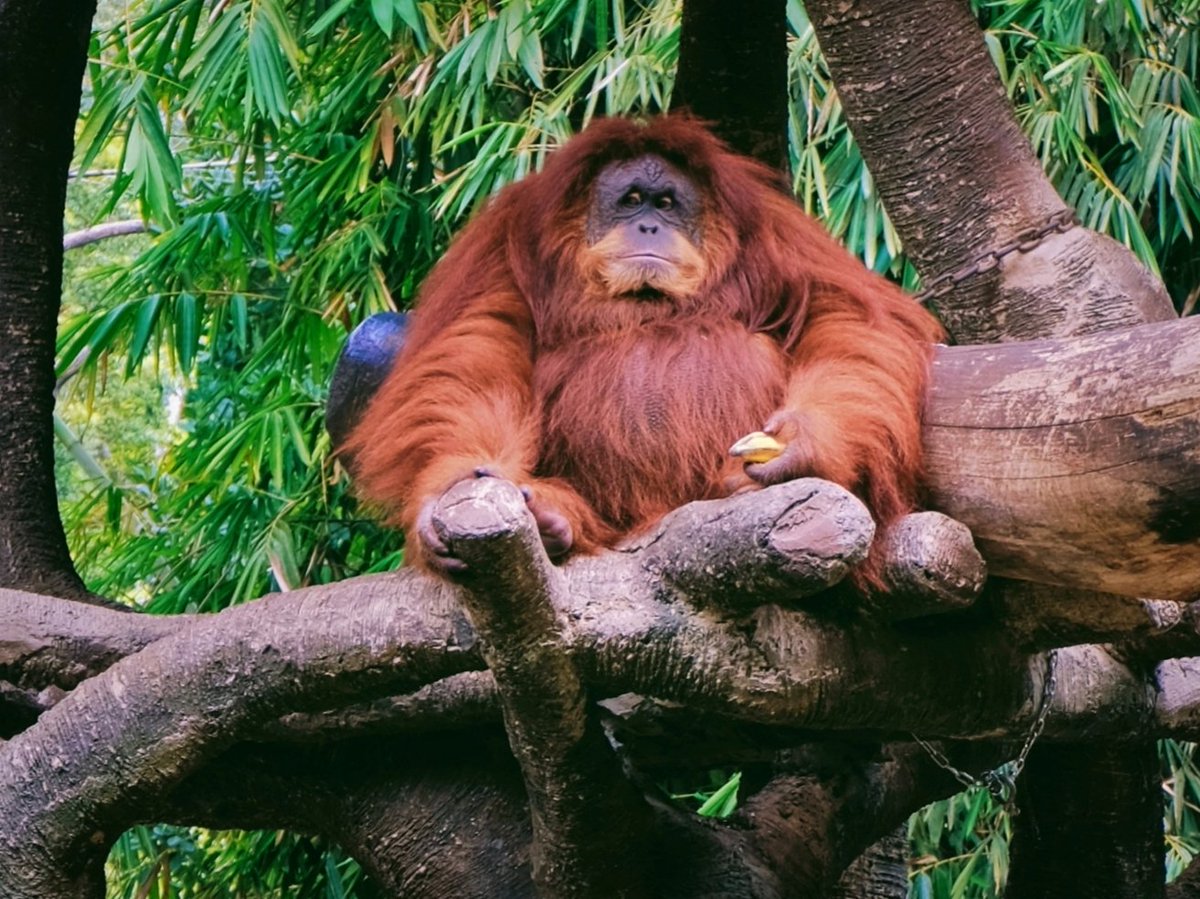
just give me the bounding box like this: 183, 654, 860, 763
57, 175, 165, 523
786, 1, 913, 283
908, 740, 1200, 898
909, 788, 1011, 899
978, 0, 1200, 304
106, 826, 362, 899
668, 769, 742, 819
1164, 741, 1200, 881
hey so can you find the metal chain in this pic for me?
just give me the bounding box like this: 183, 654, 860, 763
916, 209, 1079, 304
908, 215, 1073, 787
912, 650, 1058, 807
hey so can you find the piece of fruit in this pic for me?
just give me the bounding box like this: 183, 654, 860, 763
729, 431, 785, 464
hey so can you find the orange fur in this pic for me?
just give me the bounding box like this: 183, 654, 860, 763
344, 115, 944, 579
584, 226, 709, 300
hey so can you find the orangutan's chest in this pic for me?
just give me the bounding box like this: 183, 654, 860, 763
534, 324, 787, 468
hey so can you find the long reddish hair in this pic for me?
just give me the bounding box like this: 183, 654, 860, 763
347, 115, 943, 577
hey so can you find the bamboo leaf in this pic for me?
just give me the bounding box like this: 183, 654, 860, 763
396, 0, 425, 42
518, 31, 545, 89
175, 293, 200, 371
695, 771, 740, 819
307, 0, 355, 37
270, 412, 285, 488
281, 406, 312, 466
370, 0, 394, 38
126, 295, 164, 374
484, 21, 505, 84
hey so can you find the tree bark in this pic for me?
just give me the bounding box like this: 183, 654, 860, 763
431, 478, 657, 898
61, 219, 145, 250
673, 0, 789, 170
1007, 743, 1164, 897
0, 483, 1028, 899
0, 573, 479, 897
924, 317, 1200, 602
804, 0, 1174, 340
8, 510, 1200, 897
804, 2, 1176, 896
0, 0, 97, 598
833, 828, 910, 899
162, 738, 538, 899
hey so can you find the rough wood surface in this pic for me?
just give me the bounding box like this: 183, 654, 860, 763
873, 512, 986, 619
627, 478, 875, 606
925, 316, 1200, 601
431, 477, 655, 899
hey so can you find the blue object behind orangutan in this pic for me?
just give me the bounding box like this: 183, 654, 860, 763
326, 312, 409, 452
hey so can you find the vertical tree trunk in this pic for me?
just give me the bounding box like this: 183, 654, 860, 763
673, 0, 789, 171
1007, 743, 1164, 897
0, 0, 97, 599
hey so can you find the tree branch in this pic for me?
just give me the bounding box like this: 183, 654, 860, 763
0, 587, 179, 691
5, 468, 1200, 895
871, 512, 985, 619
61, 219, 145, 251
0, 574, 479, 896
432, 476, 656, 898
629, 476, 875, 606
925, 317, 1200, 601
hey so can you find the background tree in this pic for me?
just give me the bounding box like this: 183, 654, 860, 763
1, 0, 1199, 897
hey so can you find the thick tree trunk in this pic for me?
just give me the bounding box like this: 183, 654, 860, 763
804, 0, 1173, 340
673, 0, 789, 171
1007, 743, 1164, 897
0, 0, 97, 598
